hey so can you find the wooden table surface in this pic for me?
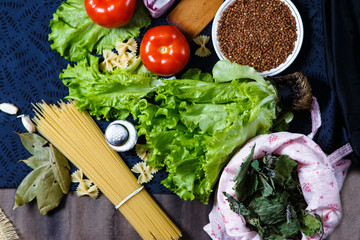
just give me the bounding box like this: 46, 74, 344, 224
0, 168, 359, 240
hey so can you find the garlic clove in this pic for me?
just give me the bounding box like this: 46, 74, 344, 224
0, 103, 19, 115
18, 115, 36, 133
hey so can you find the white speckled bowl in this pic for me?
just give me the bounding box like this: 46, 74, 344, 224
212, 0, 304, 76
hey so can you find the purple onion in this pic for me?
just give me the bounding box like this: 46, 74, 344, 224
143, 0, 175, 18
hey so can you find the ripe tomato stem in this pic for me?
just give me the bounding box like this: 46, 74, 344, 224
159, 46, 168, 54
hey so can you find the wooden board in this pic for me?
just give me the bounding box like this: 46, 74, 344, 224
166, 0, 223, 40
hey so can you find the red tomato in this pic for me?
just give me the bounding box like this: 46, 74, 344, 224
140, 25, 190, 76
85, 0, 137, 28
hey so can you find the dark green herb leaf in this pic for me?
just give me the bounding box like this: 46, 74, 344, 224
258, 174, 273, 197
250, 159, 260, 172
233, 145, 256, 202
273, 154, 297, 187
233, 146, 255, 183
249, 195, 286, 224
223, 192, 251, 216
224, 146, 322, 239
277, 219, 301, 239
301, 211, 323, 237
247, 217, 265, 236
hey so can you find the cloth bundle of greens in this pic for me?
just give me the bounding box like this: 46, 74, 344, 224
61, 56, 290, 204
224, 146, 323, 239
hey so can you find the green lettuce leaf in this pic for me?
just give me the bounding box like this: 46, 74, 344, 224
48, 0, 151, 62
213, 60, 268, 85
181, 68, 213, 82
61, 59, 280, 203
61, 55, 160, 120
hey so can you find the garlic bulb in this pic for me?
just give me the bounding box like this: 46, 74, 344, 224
18, 115, 36, 133
0, 103, 19, 115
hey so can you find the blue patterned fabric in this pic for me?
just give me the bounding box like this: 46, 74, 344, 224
0, 0, 346, 193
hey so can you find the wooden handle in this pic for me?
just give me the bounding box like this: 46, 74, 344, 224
166, 0, 223, 40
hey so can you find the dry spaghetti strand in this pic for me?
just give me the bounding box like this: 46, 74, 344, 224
33, 101, 181, 240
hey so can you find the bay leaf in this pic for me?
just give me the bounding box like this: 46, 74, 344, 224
13, 165, 49, 210
17, 132, 49, 169
17, 132, 48, 155
49, 144, 71, 194
20, 154, 49, 170
36, 167, 64, 215
14, 133, 71, 214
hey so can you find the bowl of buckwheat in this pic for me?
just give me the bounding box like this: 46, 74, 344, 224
212, 0, 304, 76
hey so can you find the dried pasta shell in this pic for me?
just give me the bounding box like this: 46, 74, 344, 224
83, 179, 93, 188
87, 185, 99, 199
131, 161, 156, 184
76, 181, 89, 197
135, 144, 151, 161
72, 169, 99, 199
149, 166, 158, 174
115, 41, 127, 55
125, 38, 138, 53
115, 38, 138, 54
71, 170, 83, 183
195, 47, 211, 57
112, 57, 128, 69
119, 52, 136, 64
193, 35, 210, 46
100, 50, 117, 72
75, 180, 99, 199
193, 35, 211, 57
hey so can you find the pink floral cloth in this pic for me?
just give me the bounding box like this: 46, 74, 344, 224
204, 98, 352, 240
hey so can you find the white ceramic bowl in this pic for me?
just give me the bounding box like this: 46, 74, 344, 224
212, 0, 304, 76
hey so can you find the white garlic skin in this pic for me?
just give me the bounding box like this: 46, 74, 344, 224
19, 115, 36, 133
0, 103, 19, 115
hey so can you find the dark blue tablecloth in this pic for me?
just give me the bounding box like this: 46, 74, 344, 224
0, 0, 350, 192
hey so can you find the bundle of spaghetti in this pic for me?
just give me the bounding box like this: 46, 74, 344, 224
33, 101, 181, 240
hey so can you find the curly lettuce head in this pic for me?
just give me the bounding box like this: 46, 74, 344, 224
61, 59, 282, 204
